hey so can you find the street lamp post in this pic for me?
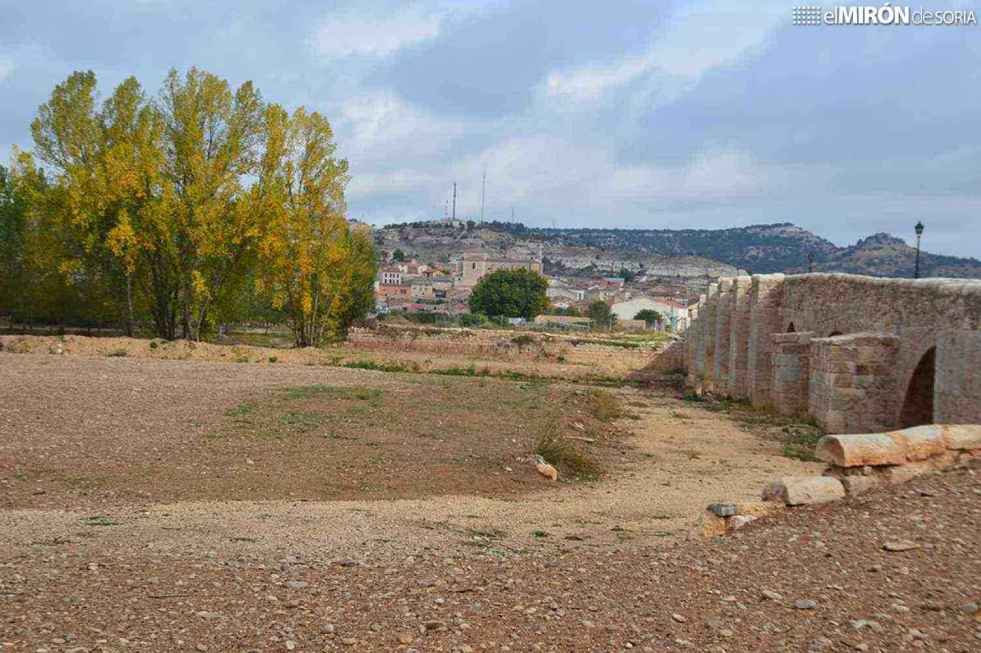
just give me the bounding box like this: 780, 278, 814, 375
914, 221, 924, 279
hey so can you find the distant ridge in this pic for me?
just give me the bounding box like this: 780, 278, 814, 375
376, 220, 981, 279
499, 222, 981, 278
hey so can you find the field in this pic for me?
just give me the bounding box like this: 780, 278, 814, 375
1, 330, 978, 651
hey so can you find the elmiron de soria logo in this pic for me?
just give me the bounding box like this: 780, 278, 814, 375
793, 4, 978, 26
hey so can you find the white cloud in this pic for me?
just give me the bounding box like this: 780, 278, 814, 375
336, 91, 469, 168
308, 6, 444, 59
543, 0, 786, 102
0, 57, 14, 82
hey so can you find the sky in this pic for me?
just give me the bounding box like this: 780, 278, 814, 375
1, 0, 979, 257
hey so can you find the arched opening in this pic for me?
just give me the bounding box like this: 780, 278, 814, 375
786, 322, 796, 333
829, 331, 843, 337
899, 347, 936, 428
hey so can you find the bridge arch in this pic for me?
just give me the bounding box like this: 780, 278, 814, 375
899, 346, 936, 428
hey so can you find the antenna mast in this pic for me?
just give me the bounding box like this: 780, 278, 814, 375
480, 169, 486, 223
452, 182, 457, 221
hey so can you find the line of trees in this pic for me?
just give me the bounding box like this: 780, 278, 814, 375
0, 68, 376, 347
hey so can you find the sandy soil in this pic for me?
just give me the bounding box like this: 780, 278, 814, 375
7, 344, 973, 651
2, 462, 977, 651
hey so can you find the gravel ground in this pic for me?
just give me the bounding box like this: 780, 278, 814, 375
4, 348, 976, 651
1, 465, 978, 652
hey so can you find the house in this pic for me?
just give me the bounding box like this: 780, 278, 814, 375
611, 296, 689, 331
546, 281, 585, 303
379, 267, 403, 286
454, 251, 543, 287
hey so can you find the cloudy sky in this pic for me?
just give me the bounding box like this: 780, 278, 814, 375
1, 0, 979, 257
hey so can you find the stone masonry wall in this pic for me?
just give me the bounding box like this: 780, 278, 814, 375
771, 332, 813, 417
727, 276, 753, 400
747, 275, 785, 409
935, 329, 981, 424
713, 279, 733, 394
808, 333, 900, 433
681, 273, 981, 432
699, 283, 719, 391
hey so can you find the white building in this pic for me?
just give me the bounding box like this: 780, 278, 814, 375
611, 296, 689, 332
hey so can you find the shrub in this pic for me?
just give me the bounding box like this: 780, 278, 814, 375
586, 389, 624, 422
535, 429, 598, 478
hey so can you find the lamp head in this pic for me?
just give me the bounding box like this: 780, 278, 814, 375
915, 221, 924, 236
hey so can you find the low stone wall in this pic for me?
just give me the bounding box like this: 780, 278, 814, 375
702, 424, 981, 537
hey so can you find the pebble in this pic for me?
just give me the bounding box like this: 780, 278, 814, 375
807, 638, 832, 651
761, 590, 783, 601
671, 613, 687, 623
883, 540, 920, 552
286, 580, 307, 590
794, 599, 817, 610
850, 619, 881, 632
707, 503, 737, 517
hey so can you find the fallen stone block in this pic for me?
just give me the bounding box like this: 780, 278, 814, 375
735, 501, 784, 518
943, 424, 981, 452
897, 425, 948, 461
879, 460, 939, 484
815, 432, 906, 468
762, 476, 845, 506
839, 474, 880, 495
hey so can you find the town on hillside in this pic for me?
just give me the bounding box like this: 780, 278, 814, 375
369, 218, 747, 332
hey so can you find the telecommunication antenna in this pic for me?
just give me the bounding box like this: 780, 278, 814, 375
452, 182, 457, 221
480, 169, 486, 223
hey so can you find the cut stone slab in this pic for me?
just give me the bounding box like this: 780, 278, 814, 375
839, 475, 880, 495
897, 425, 948, 461
815, 432, 906, 467
762, 476, 845, 506
943, 424, 981, 452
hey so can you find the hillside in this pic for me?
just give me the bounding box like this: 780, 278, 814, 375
375, 221, 981, 279
799, 233, 981, 278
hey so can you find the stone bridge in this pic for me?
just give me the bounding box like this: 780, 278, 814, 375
683, 273, 981, 432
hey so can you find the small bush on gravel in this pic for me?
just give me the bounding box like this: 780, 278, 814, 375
535, 429, 599, 479
587, 389, 624, 422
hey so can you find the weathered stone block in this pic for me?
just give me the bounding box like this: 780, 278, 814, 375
898, 425, 947, 461
815, 432, 907, 467
761, 476, 845, 506
839, 475, 880, 495
943, 424, 981, 451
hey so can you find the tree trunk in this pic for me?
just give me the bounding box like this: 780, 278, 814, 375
125, 273, 135, 338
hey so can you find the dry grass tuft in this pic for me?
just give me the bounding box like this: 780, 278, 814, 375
586, 389, 625, 422
534, 428, 599, 479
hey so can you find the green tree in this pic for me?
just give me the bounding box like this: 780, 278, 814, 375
468, 268, 548, 319
254, 105, 375, 347
588, 300, 614, 329
392, 248, 405, 262
634, 308, 661, 327
0, 164, 27, 318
